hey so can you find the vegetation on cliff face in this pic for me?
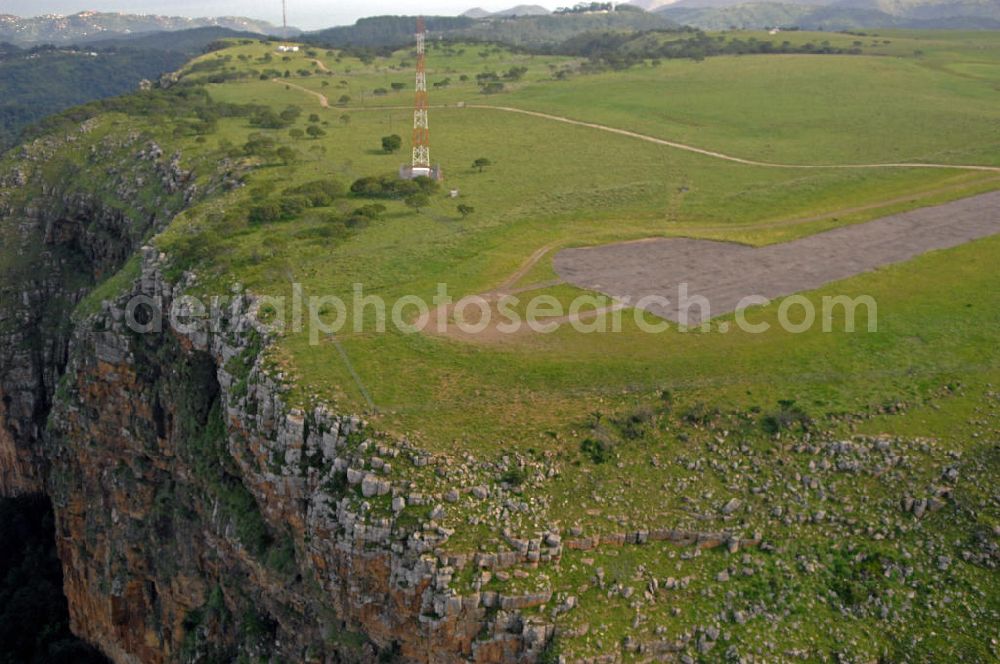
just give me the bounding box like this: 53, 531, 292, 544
0, 495, 108, 664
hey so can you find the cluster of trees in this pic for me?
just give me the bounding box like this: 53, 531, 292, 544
247, 173, 446, 227
250, 104, 302, 130
350, 174, 440, 199
248, 179, 346, 225
476, 69, 527, 94
556, 28, 862, 70
183, 55, 264, 85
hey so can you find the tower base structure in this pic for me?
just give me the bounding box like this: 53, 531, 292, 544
399, 164, 444, 181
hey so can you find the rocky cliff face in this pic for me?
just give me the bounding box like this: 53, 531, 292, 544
0, 123, 194, 497
43, 249, 552, 662
0, 122, 551, 663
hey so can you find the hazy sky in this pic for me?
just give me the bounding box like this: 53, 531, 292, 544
2, 1, 555, 29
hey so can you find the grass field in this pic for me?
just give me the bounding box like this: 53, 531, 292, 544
24, 30, 998, 661
148, 34, 1000, 447
223, 33, 1000, 166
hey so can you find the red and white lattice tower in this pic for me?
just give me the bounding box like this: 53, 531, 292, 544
411, 17, 432, 175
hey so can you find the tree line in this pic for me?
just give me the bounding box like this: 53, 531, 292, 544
553, 28, 863, 70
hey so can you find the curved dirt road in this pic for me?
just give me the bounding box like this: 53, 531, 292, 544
309, 98, 1000, 174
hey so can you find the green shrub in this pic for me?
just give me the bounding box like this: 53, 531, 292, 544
500, 468, 527, 486
247, 196, 310, 224
285, 179, 345, 206
265, 536, 297, 576
581, 437, 611, 464
761, 399, 812, 434
352, 203, 387, 219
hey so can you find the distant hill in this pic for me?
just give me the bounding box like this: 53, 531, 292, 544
642, 0, 825, 7
303, 16, 478, 49
0, 11, 290, 46
462, 8, 496, 18
658, 2, 814, 28
462, 5, 553, 17
460, 11, 678, 46
304, 9, 676, 50
655, 0, 1000, 28
81, 26, 265, 52
834, 0, 1000, 20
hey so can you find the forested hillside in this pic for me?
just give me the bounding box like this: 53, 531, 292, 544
656, 0, 1000, 30
0, 11, 282, 46
0, 46, 187, 150
303, 8, 677, 49
0, 28, 260, 151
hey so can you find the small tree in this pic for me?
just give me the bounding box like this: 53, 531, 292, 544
381, 134, 402, 153
309, 114, 320, 123
473, 158, 492, 173
289, 128, 304, 140
457, 204, 475, 218
337, 95, 351, 105
391, 82, 406, 92
281, 105, 302, 122
276, 146, 298, 165
306, 125, 326, 139
339, 114, 351, 125
405, 193, 430, 213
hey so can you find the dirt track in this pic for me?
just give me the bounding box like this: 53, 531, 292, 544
272, 79, 329, 107
465, 105, 1000, 173
276, 85, 1000, 174
554, 190, 1000, 325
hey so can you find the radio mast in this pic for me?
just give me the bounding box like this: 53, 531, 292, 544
401, 17, 441, 180
411, 17, 431, 175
